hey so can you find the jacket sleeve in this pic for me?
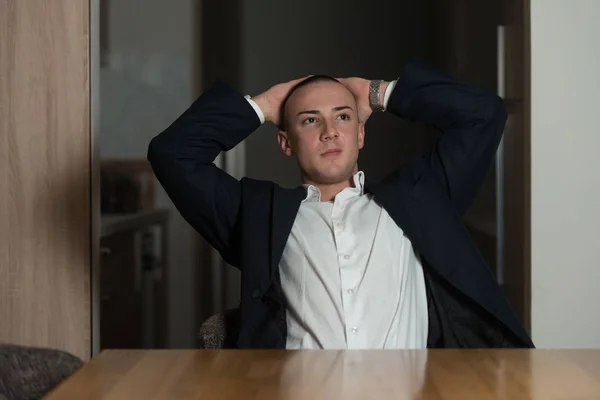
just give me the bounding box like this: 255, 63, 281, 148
147, 81, 261, 267
386, 61, 507, 216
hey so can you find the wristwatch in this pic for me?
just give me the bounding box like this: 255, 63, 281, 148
369, 79, 385, 112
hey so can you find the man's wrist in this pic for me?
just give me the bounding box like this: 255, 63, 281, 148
251, 94, 272, 123
381, 80, 398, 110
379, 81, 391, 106
369, 80, 392, 112
245, 96, 266, 124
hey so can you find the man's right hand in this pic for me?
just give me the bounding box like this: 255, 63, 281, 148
252, 77, 308, 127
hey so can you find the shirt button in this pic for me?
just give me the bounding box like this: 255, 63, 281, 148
347, 289, 354, 295
343, 254, 351, 260
336, 222, 344, 229
351, 327, 359, 333
251, 289, 261, 299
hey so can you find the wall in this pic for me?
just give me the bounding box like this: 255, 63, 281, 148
100, 0, 199, 348
0, 0, 91, 359
530, 0, 600, 348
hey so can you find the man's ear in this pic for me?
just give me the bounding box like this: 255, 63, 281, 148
277, 130, 294, 157
358, 122, 365, 150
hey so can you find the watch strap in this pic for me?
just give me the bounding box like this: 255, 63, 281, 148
369, 79, 385, 112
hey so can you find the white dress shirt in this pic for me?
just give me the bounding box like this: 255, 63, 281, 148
246, 80, 429, 349
279, 172, 428, 349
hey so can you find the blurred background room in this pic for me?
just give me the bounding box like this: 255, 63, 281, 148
3, 0, 599, 362
97, 0, 529, 351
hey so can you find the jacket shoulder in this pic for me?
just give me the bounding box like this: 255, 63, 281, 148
374, 157, 425, 195
240, 177, 277, 192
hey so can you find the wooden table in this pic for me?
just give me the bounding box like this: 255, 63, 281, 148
46, 349, 600, 399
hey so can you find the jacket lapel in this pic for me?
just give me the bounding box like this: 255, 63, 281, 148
270, 186, 305, 282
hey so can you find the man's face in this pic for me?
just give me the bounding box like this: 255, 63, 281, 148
278, 80, 365, 185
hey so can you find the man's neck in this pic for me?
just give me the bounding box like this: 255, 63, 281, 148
303, 171, 358, 202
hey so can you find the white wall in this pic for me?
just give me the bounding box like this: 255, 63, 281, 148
530, 0, 600, 348
100, 0, 199, 348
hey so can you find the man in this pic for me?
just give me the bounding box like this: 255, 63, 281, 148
148, 61, 534, 349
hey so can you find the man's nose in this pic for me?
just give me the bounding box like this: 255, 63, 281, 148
320, 120, 338, 140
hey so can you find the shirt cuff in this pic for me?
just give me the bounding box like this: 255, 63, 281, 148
382, 80, 398, 110
245, 95, 265, 124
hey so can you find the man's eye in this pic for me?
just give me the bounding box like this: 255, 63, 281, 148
302, 117, 317, 124
338, 113, 350, 120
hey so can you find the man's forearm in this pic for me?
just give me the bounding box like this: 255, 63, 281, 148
148, 81, 261, 168
384, 61, 506, 217
147, 80, 253, 265
386, 61, 504, 129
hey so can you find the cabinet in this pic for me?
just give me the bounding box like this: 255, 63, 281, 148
100, 209, 169, 349
100, 231, 141, 348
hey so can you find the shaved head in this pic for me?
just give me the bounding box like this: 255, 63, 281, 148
280, 75, 356, 130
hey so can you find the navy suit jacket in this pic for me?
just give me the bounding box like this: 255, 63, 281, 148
148, 61, 534, 348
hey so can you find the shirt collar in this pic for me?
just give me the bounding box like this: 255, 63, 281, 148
302, 171, 365, 203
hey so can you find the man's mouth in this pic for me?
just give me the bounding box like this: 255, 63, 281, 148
321, 148, 342, 157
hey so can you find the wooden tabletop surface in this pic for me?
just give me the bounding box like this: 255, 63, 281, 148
46, 349, 600, 399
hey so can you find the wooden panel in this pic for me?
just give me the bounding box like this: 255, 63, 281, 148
0, 1, 91, 359
501, 0, 531, 333
99, 210, 170, 349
